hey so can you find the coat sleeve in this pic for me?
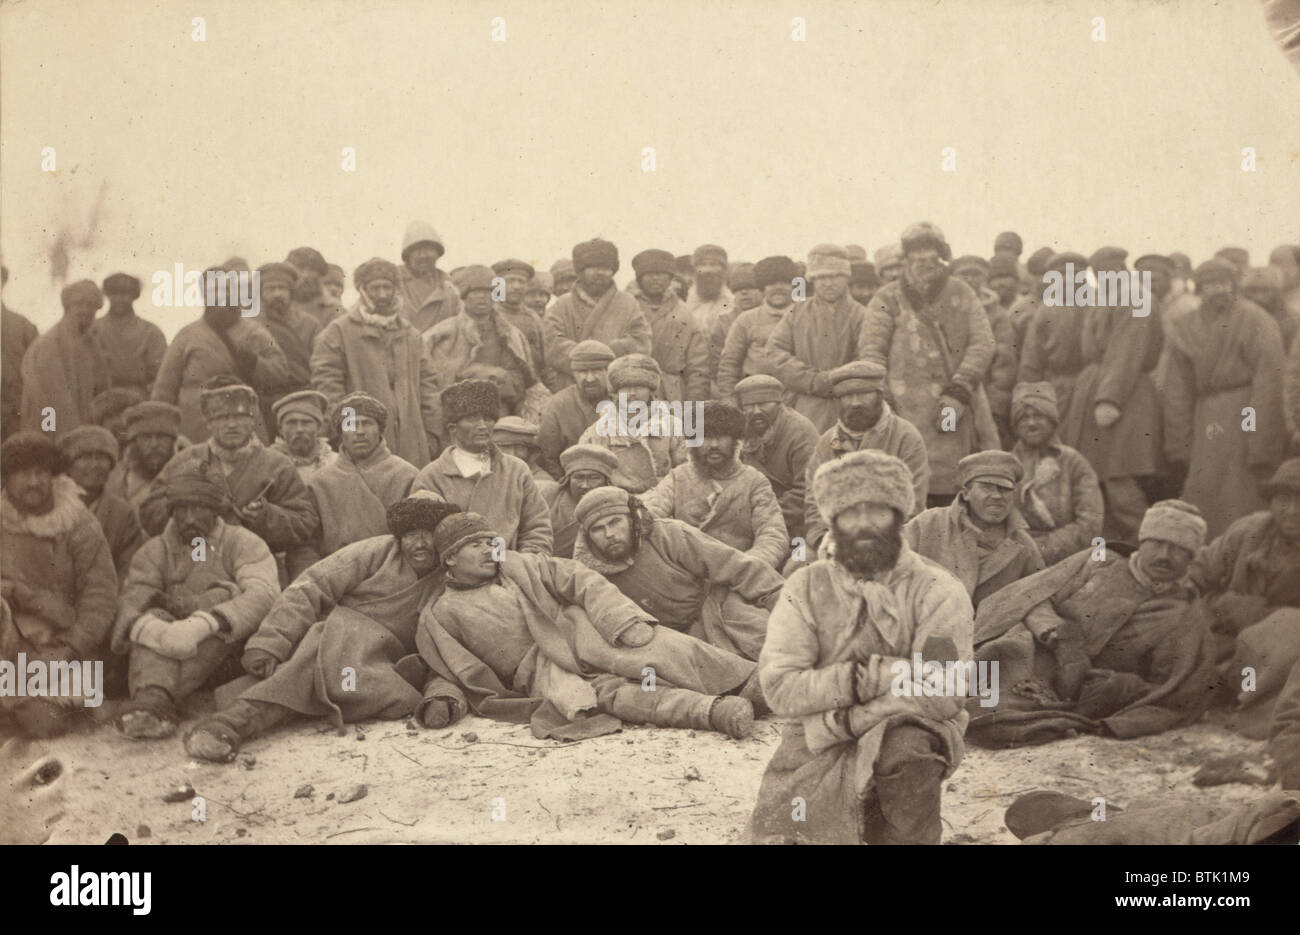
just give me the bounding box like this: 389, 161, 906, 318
860, 294, 896, 370
112, 537, 168, 653
777, 424, 817, 537
536, 400, 565, 479
609, 304, 653, 359
1161, 334, 1197, 464
715, 314, 750, 400
985, 310, 1018, 419
765, 310, 829, 397
237, 324, 292, 395
1188, 520, 1245, 597
513, 467, 554, 555
952, 288, 996, 393
144, 325, 168, 391
707, 316, 728, 389
639, 470, 674, 518
531, 554, 650, 645
746, 472, 790, 567
418, 342, 444, 457
1092, 309, 1159, 409
674, 521, 784, 604
151, 336, 186, 405
758, 573, 858, 716
683, 326, 711, 402
209, 532, 281, 642
900, 424, 931, 517
64, 516, 119, 658
803, 443, 831, 549
1016, 309, 1046, 385
308, 322, 347, 405
1034, 449, 1104, 563
541, 303, 576, 381
1246, 313, 1287, 469
244, 458, 317, 551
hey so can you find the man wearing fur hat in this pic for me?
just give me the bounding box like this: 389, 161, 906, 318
112, 464, 279, 739
184, 496, 460, 761
536, 339, 614, 478
682, 244, 735, 338
1009, 382, 1104, 565
748, 450, 974, 844
1017, 251, 1089, 418
802, 361, 929, 557
491, 416, 558, 502
766, 244, 873, 433
153, 267, 291, 444
733, 374, 819, 545
571, 486, 784, 661
491, 258, 547, 378
20, 279, 110, 438
311, 257, 444, 466
397, 220, 462, 334
411, 379, 552, 554
139, 378, 316, 559
952, 255, 1018, 447
716, 255, 799, 401
631, 248, 710, 404
1168, 258, 1286, 539
415, 511, 760, 740
270, 389, 336, 483
59, 425, 145, 578
969, 499, 1220, 747
542, 238, 652, 390
641, 400, 789, 568
89, 272, 167, 397
862, 223, 997, 504
576, 353, 688, 493
547, 444, 618, 558
105, 401, 185, 512
903, 451, 1045, 609
0, 432, 117, 737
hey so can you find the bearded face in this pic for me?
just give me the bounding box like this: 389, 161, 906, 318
260, 282, 292, 318
586, 512, 637, 562
838, 390, 883, 432
741, 401, 781, 439
1198, 277, 1235, 315
690, 436, 738, 478
831, 506, 903, 579
693, 261, 725, 301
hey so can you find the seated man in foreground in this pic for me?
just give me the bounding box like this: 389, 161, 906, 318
415, 512, 759, 740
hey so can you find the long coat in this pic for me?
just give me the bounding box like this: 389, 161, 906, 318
411, 445, 553, 553
88, 311, 167, 397
739, 405, 820, 543
19, 318, 111, 438
748, 549, 972, 844
862, 276, 996, 496
638, 294, 710, 403
765, 292, 872, 433
1017, 297, 1087, 418
397, 266, 462, 335
306, 442, 417, 558
310, 308, 443, 466
542, 286, 652, 387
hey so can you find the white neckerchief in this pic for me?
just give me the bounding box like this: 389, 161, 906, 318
451, 447, 492, 478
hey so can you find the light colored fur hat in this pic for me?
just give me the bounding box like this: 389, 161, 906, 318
812, 449, 914, 524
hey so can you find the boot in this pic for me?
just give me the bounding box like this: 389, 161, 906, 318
707, 696, 754, 740
184, 699, 291, 763
736, 670, 771, 718
118, 687, 180, 740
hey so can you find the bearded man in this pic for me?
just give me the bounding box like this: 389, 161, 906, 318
537, 340, 614, 478
734, 375, 819, 544
104, 401, 184, 513
269, 390, 336, 484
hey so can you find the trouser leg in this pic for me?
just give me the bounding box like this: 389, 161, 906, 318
128, 636, 239, 708
863, 724, 947, 845
591, 674, 714, 730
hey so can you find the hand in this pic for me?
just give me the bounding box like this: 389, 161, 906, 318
1094, 402, 1121, 428
235, 498, 266, 524
154, 613, 218, 660
616, 622, 655, 648
937, 396, 965, 429
420, 699, 454, 729
241, 648, 279, 679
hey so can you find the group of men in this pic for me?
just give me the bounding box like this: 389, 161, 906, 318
4, 222, 1300, 845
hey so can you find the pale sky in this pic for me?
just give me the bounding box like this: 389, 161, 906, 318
2, 0, 1298, 337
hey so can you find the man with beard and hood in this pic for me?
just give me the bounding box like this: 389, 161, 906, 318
0, 432, 117, 738
903, 451, 1045, 610
257, 262, 319, 436
641, 400, 789, 568
153, 267, 291, 444
571, 486, 784, 661
542, 239, 652, 389
20, 280, 111, 438
733, 374, 819, 545
1188, 458, 1300, 738
536, 340, 614, 478
968, 500, 1220, 748
546, 444, 617, 558
139, 379, 316, 563
88, 273, 167, 397
183, 496, 461, 761
104, 401, 185, 512
396, 220, 462, 334
682, 244, 734, 339
491, 258, 547, 378
1016, 251, 1089, 425
952, 255, 1018, 448
312, 257, 444, 466
716, 255, 799, 401
765, 245, 874, 432
415, 511, 761, 740
59, 425, 145, 578
111, 463, 279, 740
411, 379, 553, 554
576, 354, 688, 493
802, 362, 929, 564
1009, 382, 1104, 566
1167, 258, 1286, 539
631, 248, 710, 404
863, 223, 997, 506
269, 389, 336, 484
1, 264, 40, 442
748, 450, 974, 845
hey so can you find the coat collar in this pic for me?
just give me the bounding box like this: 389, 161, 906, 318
1, 475, 89, 539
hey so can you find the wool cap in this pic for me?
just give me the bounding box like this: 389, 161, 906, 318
574, 485, 633, 529
727, 263, 757, 292
874, 244, 904, 270
560, 444, 618, 482
124, 401, 182, 440
994, 232, 1024, 254
526, 271, 554, 294
806, 244, 851, 279
387, 495, 459, 539
273, 389, 328, 426
164, 462, 228, 512
700, 401, 746, 440
849, 262, 879, 287
1133, 254, 1173, 274
1215, 247, 1250, 270
900, 222, 952, 261
952, 255, 991, 276
401, 221, 446, 262
988, 254, 1020, 279
1011, 381, 1059, 425
1138, 499, 1207, 552
550, 258, 576, 279
569, 339, 615, 371
572, 239, 619, 274
1088, 246, 1129, 269
1, 431, 68, 476
830, 360, 886, 396
456, 265, 496, 298
336, 392, 389, 432
353, 257, 400, 290
441, 379, 500, 424
753, 256, 799, 289
957, 450, 1023, 489
199, 381, 258, 419
102, 272, 142, 299
59, 425, 119, 466
1194, 257, 1240, 286
492, 258, 535, 280
692, 244, 728, 268
1262, 459, 1300, 498
431, 511, 496, 561
1026, 248, 1055, 277
257, 262, 299, 289
92, 387, 146, 425
607, 353, 662, 391
286, 247, 329, 276
491, 416, 540, 448
812, 450, 914, 523
734, 374, 786, 406
631, 249, 677, 280
61, 279, 103, 310
845, 245, 868, 262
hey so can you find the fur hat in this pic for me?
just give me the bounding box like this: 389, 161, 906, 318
951, 255, 991, 275
199, 379, 258, 419
124, 401, 182, 441
560, 444, 618, 483
692, 244, 728, 268
728, 263, 757, 292
1215, 246, 1250, 270
572, 239, 619, 274
273, 389, 328, 427
492, 258, 535, 280
164, 461, 228, 512
91, 387, 146, 426
335, 392, 389, 432
900, 222, 951, 261
734, 374, 785, 406
441, 380, 500, 424
1138, 499, 1207, 553
526, 271, 553, 295
574, 485, 633, 529
1263, 458, 1300, 497
1011, 381, 1059, 425
632, 249, 676, 280
1134, 254, 1173, 274
1046, 252, 1089, 275
354, 257, 400, 290
753, 256, 798, 290
807, 244, 851, 279
60, 279, 103, 310
257, 262, 299, 289
550, 258, 576, 279
700, 401, 746, 440
607, 353, 661, 391
59, 425, 119, 466
456, 265, 496, 298
874, 244, 904, 270
957, 450, 1023, 489
830, 360, 886, 396
286, 247, 329, 276
812, 450, 914, 523
1194, 257, 1239, 286
1, 431, 68, 476
569, 340, 615, 371
102, 272, 141, 299
431, 511, 496, 562
850, 261, 879, 287
845, 245, 868, 262
387, 496, 460, 539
